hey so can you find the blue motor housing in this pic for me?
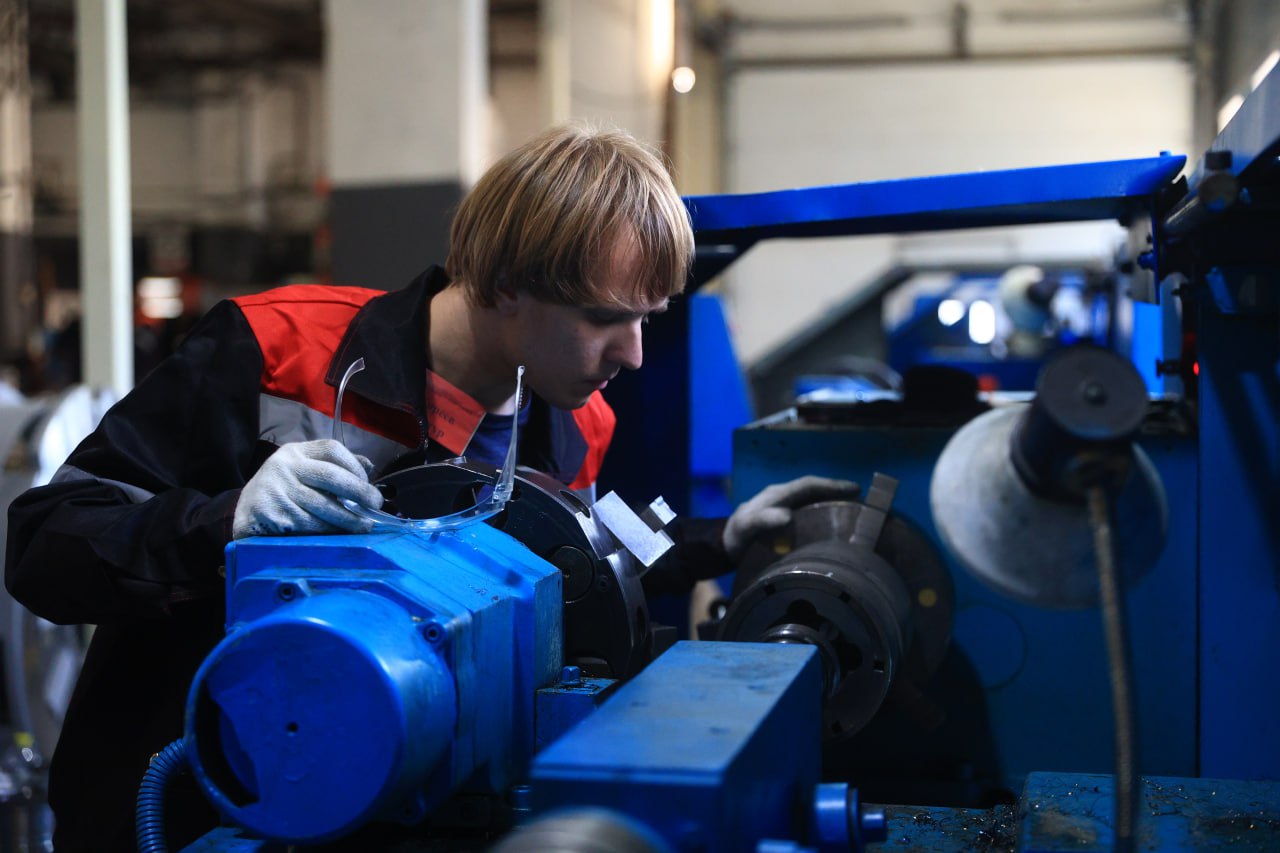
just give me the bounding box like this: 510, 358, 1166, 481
184, 523, 562, 845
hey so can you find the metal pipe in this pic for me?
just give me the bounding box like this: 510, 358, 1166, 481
1089, 484, 1139, 853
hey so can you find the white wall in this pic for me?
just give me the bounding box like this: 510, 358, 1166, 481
724, 56, 1194, 365
325, 0, 488, 187
32, 66, 327, 235
490, 0, 671, 162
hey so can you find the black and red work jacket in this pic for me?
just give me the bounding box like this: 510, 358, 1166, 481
2, 266, 617, 852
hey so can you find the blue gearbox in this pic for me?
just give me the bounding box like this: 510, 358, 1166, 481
184, 521, 562, 845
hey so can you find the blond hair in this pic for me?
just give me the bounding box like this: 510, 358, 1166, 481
446, 123, 693, 307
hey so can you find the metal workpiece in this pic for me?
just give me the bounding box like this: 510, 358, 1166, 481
715, 483, 953, 740
590, 491, 676, 569
377, 460, 658, 678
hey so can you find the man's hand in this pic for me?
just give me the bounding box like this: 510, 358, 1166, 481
723, 475, 861, 559
232, 439, 384, 539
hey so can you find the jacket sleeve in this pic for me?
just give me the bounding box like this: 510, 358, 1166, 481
4, 301, 266, 625
640, 515, 732, 598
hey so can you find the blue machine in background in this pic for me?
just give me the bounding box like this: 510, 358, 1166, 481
168, 66, 1280, 853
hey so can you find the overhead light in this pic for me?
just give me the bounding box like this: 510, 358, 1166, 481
671, 65, 696, 94
937, 298, 965, 327
968, 299, 996, 345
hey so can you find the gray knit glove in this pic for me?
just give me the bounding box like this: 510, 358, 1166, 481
233, 439, 384, 539
722, 475, 861, 559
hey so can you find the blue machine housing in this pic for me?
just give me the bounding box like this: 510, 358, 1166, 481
529, 641, 825, 853
184, 524, 562, 845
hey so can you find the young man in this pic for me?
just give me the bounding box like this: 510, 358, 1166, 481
5, 123, 854, 851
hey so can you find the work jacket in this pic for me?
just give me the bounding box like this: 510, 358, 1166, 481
3, 266, 618, 852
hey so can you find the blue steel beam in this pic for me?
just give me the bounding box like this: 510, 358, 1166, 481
685, 155, 1186, 246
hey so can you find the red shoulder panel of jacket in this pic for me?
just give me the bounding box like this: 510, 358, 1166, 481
569, 392, 617, 490
232, 284, 381, 419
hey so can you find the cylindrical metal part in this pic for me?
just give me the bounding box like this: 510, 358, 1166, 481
1011, 345, 1148, 500
492, 807, 674, 853
719, 538, 914, 739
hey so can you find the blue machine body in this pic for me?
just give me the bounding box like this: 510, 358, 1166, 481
529, 641, 824, 853
184, 524, 562, 844
1181, 63, 1280, 782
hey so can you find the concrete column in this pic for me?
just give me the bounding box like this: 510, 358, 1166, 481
76, 0, 133, 397
324, 0, 487, 289
0, 0, 35, 364
563, 0, 669, 147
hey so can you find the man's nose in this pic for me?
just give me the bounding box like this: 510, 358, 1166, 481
610, 320, 644, 371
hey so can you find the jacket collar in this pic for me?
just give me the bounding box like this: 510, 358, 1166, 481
324, 266, 443, 414
325, 266, 588, 484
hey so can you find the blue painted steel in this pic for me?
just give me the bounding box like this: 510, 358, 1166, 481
530, 641, 823, 853
1189, 60, 1280, 189
185, 525, 562, 845
690, 291, 754, 518
1196, 304, 1280, 780
685, 155, 1185, 244
730, 416, 1199, 795
1018, 772, 1280, 852
534, 676, 620, 753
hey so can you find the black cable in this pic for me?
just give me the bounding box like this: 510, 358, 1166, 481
1088, 484, 1138, 853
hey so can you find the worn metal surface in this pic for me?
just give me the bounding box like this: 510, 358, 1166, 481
1019, 773, 1280, 852
530, 641, 823, 853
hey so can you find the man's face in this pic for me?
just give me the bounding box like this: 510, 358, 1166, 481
499, 238, 669, 410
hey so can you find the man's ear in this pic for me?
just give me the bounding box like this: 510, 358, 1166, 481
494, 282, 521, 317
494, 272, 524, 315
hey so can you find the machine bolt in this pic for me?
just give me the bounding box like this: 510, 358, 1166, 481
422, 621, 446, 644
1205, 149, 1233, 171
1082, 381, 1108, 405
858, 806, 888, 843
560, 665, 582, 686
509, 784, 533, 826
275, 582, 299, 602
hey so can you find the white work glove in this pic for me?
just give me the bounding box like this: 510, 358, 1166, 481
232, 439, 384, 539
722, 475, 861, 559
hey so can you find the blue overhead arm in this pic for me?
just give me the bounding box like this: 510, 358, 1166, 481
683, 155, 1187, 286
